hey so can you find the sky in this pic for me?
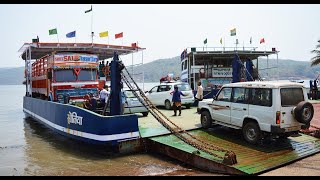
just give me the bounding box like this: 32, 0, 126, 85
0, 4, 320, 67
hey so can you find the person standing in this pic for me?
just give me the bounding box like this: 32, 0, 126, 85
99, 85, 110, 107
195, 81, 203, 101
195, 81, 204, 113
170, 86, 187, 116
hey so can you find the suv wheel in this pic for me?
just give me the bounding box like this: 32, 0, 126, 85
185, 104, 191, 109
242, 122, 261, 145
201, 111, 212, 129
164, 100, 172, 110
294, 101, 314, 124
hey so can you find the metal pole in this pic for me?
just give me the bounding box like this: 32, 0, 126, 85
132, 52, 134, 81
277, 52, 279, 80
91, 5, 93, 45
193, 52, 196, 90
142, 49, 144, 91
267, 55, 269, 80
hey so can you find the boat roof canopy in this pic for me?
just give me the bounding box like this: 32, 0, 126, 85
19, 42, 145, 60
183, 47, 279, 61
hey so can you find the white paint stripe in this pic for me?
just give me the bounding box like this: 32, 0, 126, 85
52, 81, 98, 86
23, 108, 140, 142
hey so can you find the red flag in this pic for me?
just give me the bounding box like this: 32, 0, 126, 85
115, 32, 123, 39
260, 38, 265, 44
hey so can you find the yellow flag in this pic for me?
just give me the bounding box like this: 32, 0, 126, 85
220, 38, 222, 44
99, 31, 108, 38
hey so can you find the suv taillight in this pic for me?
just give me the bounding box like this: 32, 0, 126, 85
276, 111, 281, 124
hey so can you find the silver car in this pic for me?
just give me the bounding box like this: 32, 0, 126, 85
123, 90, 149, 117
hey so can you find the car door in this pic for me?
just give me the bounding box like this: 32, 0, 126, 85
146, 86, 160, 105
210, 87, 232, 123
231, 87, 249, 127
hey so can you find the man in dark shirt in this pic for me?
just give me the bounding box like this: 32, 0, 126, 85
170, 86, 187, 116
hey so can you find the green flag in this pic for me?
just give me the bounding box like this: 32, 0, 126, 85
49, 28, 57, 35
85, 5, 92, 13
204, 38, 207, 45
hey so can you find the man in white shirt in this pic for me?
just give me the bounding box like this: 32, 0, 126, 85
100, 85, 110, 107
195, 81, 203, 113
196, 81, 203, 101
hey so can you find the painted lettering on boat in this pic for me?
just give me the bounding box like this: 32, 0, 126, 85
67, 111, 83, 125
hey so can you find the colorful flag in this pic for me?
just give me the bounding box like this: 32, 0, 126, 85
260, 38, 265, 44
250, 37, 252, 44
204, 38, 207, 44
230, 28, 236, 36
99, 31, 108, 38
115, 32, 123, 39
49, 28, 57, 35
85, 5, 92, 13
66, 31, 76, 38
220, 38, 222, 44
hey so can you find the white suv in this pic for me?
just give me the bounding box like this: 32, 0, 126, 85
198, 81, 314, 144
145, 81, 194, 110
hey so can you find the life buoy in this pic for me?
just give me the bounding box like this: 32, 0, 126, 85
102, 66, 110, 76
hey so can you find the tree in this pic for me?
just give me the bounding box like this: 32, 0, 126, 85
311, 39, 320, 66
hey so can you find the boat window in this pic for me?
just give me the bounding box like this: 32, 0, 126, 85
55, 69, 77, 82
78, 69, 97, 81
281, 88, 304, 107
181, 62, 184, 71
184, 60, 188, 70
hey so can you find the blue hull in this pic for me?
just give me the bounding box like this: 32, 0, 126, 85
23, 96, 140, 145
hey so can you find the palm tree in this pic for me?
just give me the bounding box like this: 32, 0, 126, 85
311, 39, 320, 66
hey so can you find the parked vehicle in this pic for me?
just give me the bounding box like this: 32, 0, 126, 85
123, 90, 149, 116
145, 81, 194, 110
198, 81, 314, 144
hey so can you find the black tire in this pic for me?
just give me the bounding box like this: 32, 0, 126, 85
142, 112, 148, 117
294, 101, 314, 124
165, 100, 172, 110
185, 104, 191, 109
201, 111, 212, 129
242, 122, 261, 145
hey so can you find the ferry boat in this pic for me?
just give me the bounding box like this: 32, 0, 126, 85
19, 42, 145, 145
179, 46, 279, 98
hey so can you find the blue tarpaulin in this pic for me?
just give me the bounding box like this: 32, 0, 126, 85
232, 55, 240, 83
246, 58, 254, 81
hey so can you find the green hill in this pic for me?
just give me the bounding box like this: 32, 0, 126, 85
1, 57, 319, 85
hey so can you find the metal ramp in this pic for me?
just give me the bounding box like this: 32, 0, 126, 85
144, 127, 320, 175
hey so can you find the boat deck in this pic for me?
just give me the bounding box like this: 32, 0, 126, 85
136, 103, 320, 175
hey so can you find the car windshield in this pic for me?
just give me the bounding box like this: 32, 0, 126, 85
176, 83, 191, 91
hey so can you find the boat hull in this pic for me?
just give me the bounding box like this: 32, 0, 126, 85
23, 96, 140, 145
